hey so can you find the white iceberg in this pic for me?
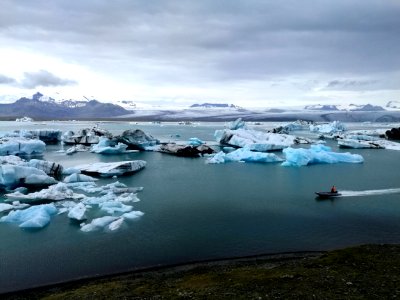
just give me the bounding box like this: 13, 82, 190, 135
0, 203, 57, 228
0, 138, 46, 156
75, 160, 146, 177
63, 173, 97, 183
108, 217, 124, 231
5, 183, 84, 203
67, 203, 87, 221
208, 148, 284, 164
99, 201, 133, 214
282, 144, 364, 167
228, 118, 247, 130
0, 155, 25, 166
122, 211, 144, 219
66, 144, 89, 155
309, 121, 346, 134
80, 216, 119, 232
215, 128, 295, 151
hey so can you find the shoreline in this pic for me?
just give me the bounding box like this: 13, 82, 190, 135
3, 243, 400, 299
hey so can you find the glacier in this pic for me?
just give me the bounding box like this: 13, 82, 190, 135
282, 144, 364, 167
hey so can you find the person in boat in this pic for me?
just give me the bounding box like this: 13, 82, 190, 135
330, 185, 337, 193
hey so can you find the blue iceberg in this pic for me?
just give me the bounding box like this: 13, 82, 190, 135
0, 204, 57, 228
208, 148, 283, 164
282, 144, 364, 167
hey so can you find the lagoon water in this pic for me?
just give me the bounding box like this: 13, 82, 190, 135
1, 121, 400, 293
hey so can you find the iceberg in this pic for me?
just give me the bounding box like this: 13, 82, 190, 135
108, 217, 124, 231
282, 144, 364, 167
338, 139, 383, 149
122, 211, 144, 219
208, 148, 283, 164
159, 143, 214, 157
0, 138, 46, 156
0, 155, 25, 166
80, 216, 119, 232
228, 118, 246, 130
67, 203, 87, 221
63, 173, 97, 183
62, 127, 112, 145
215, 128, 295, 151
5, 183, 84, 203
187, 137, 205, 146
0, 203, 57, 228
75, 160, 146, 177
28, 159, 64, 179
0, 165, 57, 189
99, 201, 133, 214
66, 144, 89, 155
309, 121, 346, 134
91, 137, 129, 154
12, 130, 62, 144
115, 129, 159, 150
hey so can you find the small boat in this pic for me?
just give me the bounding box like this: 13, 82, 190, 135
315, 191, 342, 199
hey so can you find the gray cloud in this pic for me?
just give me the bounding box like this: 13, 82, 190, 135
0, 0, 399, 86
20, 70, 77, 89
0, 74, 16, 84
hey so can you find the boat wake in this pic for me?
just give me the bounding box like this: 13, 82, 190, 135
340, 188, 400, 197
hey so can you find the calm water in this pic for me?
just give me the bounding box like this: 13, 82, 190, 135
1, 121, 400, 293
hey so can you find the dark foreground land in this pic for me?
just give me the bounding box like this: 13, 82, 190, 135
4, 244, 400, 299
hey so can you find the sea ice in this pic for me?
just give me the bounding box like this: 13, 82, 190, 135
0, 138, 46, 156
282, 144, 364, 167
75, 161, 146, 177
208, 148, 284, 164
0, 203, 57, 228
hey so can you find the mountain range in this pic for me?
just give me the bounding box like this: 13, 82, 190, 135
0, 92, 130, 119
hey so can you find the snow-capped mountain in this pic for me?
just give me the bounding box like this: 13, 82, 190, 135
304, 103, 385, 111
0, 92, 130, 119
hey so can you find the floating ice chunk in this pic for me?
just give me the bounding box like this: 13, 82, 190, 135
66, 144, 89, 155
215, 128, 295, 151
122, 211, 144, 219
67, 203, 87, 221
63, 127, 112, 145
0, 203, 14, 213
0, 138, 46, 156
338, 139, 383, 149
16, 130, 62, 144
99, 201, 133, 214
228, 118, 246, 130
0, 155, 25, 166
187, 137, 204, 146
0, 204, 57, 228
222, 147, 236, 153
28, 159, 63, 179
108, 217, 124, 231
115, 129, 159, 150
75, 160, 146, 177
6, 182, 84, 203
282, 144, 364, 167
0, 165, 56, 189
62, 167, 81, 175
310, 121, 346, 134
63, 173, 97, 183
208, 148, 283, 164
80, 216, 119, 232
91, 137, 129, 154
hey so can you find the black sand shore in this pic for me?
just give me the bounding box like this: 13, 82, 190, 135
3, 244, 400, 299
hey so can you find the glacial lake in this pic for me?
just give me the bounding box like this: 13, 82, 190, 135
1, 121, 400, 293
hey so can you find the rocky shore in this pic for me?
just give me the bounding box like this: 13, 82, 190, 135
3, 244, 400, 299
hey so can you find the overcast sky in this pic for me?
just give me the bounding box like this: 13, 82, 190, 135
0, 0, 399, 107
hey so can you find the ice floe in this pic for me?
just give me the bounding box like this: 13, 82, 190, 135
215, 128, 295, 151
63, 173, 97, 183
0, 203, 57, 228
0, 165, 57, 189
90, 137, 130, 154
67, 203, 87, 221
75, 160, 146, 177
5, 183, 85, 203
0, 138, 46, 156
282, 144, 364, 167
208, 148, 283, 164
309, 121, 346, 134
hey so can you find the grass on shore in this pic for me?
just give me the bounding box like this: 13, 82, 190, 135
4, 244, 400, 299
